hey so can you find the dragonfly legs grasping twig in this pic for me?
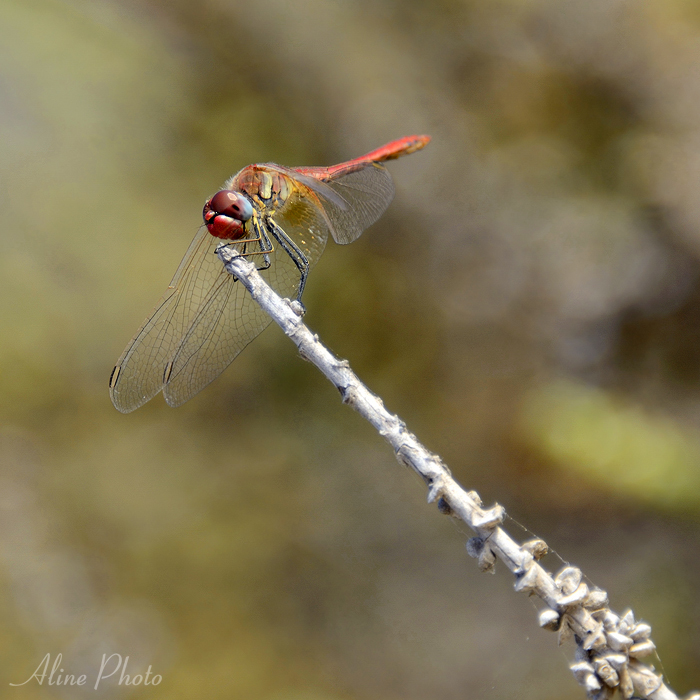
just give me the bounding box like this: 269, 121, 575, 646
266, 216, 310, 302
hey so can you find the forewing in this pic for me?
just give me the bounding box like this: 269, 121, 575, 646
162, 192, 331, 407
161, 264, 268, 407
271, 186, 331, 264
109, 228, 224, 413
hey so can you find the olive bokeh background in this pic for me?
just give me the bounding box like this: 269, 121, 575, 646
1, 1, 699, 698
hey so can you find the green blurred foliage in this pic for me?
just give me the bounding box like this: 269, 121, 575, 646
1, 0, 699, 698
520, 379, 700, 510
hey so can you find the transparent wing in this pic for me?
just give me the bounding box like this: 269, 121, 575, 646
109, 228, 226, 413
161, 259, 269, 408
273, 162, 396, 245
160, 190, 331, 407
319, 163, 395, 244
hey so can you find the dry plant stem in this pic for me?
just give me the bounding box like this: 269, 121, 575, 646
217, 245, 698, 700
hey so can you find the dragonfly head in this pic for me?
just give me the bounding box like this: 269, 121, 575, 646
203, 190, 254, 239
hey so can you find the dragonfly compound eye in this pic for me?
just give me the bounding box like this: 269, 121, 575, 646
207, 190, 253, 222
203, 190, 255, 239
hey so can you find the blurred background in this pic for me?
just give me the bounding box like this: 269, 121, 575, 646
1, 0, 699, 698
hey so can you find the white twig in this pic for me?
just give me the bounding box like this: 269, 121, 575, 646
217, 244, 698, 700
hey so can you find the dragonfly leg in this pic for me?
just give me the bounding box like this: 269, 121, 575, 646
255, 217, 273, 270
266, 217, 310, 301
231, 216, 273, 270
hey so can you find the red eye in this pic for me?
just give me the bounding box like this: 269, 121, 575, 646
207, 190, 253, 221
203, 190, 254, 239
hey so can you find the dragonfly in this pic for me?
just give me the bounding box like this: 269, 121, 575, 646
109, 134, 431, 413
